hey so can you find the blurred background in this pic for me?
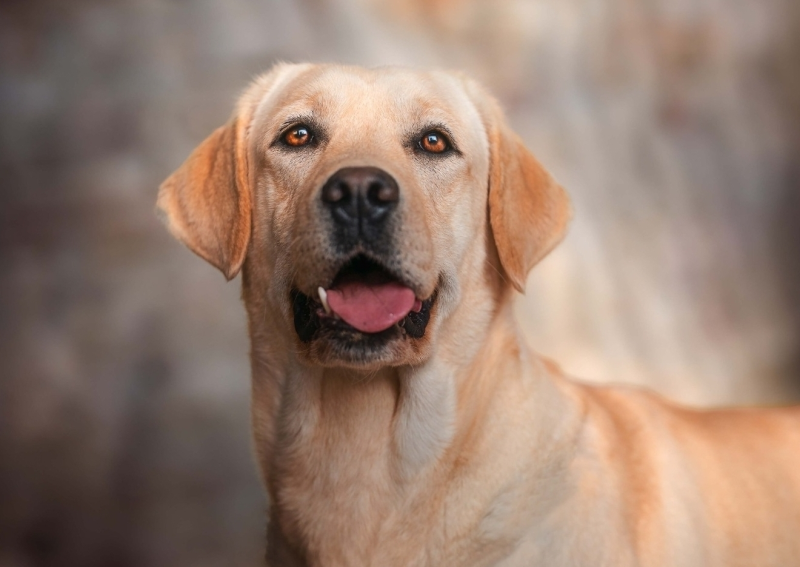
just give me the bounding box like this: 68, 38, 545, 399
1, 0, 798, 565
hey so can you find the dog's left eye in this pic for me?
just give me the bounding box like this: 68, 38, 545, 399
283, 125, 313, 147
419, 131, 450, 154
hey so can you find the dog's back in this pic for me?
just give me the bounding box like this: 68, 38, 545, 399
579, 383, 800, 566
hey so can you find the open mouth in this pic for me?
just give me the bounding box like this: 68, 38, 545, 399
292, 255, 435, 344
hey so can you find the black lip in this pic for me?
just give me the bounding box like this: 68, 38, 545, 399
291, 260, 436, 345
292, 289, 436, 344
401, 296, 433, 338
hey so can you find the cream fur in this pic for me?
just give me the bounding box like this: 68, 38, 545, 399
158, 64, 800, 567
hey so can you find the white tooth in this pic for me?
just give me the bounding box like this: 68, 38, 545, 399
318, 286, 331, 315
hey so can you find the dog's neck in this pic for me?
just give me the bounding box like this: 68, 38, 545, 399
247, 286, 585, 564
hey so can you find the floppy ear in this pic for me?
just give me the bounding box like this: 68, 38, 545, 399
157, 115, 252, 280
465, 81, 572, 292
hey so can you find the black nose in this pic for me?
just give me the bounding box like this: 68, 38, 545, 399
321, 167, 399, 244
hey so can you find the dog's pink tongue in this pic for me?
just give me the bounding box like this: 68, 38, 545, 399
326, 281, 416, 333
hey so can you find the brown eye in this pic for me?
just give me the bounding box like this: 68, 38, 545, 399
283, 125, 312, 147
419, 131, 449, 153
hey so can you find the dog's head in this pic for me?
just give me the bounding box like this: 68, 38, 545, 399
157, 64, 570, 369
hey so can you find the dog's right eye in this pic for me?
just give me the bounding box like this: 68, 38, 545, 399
282, 125, 313, 147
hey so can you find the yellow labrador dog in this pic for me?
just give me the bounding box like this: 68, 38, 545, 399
157, 63, 800, 566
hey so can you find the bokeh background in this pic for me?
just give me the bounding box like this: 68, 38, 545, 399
1, 0, 799, 565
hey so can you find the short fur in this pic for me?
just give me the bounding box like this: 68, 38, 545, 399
158, 63, 800, 567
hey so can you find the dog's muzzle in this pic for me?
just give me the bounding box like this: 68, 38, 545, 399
291, 167, 436, 347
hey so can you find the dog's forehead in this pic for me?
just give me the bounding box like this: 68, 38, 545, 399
264, 66, 478, 134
